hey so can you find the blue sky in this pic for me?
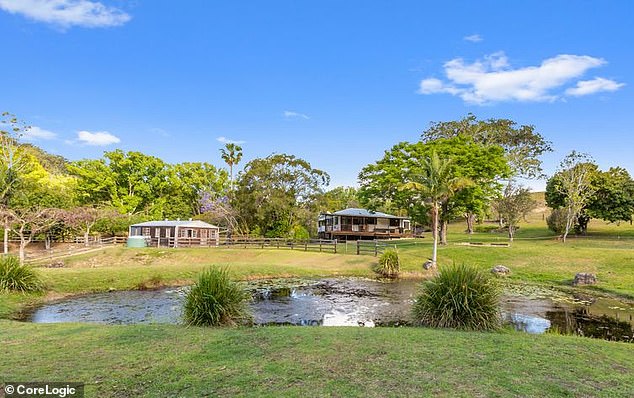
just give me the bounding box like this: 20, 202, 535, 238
1, 1, 632, 190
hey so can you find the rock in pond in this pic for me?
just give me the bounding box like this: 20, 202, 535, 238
573, 273, 597, 286
491, 265, 511, 276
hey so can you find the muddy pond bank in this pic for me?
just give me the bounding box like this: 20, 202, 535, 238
28, 278, 634, 342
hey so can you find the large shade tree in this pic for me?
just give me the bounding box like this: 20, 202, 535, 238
359, 136, 509, 243
233, 154, 329, 237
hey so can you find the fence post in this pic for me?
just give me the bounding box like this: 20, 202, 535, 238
304, 241, 308, 251
374, 240, 378, 257
319, 241, 322, 252
356, 240, 360, 255
334, 239, 337, 254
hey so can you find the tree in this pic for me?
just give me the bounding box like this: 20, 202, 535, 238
548, 152, 596, 242
0, 112, 28, 254
320, 186, 361, 212
493, 183, 536, 241
61, 207, 118, 246
401, 151, 471, 267
421, 113, 552, 179
359, 136, 509, 243
233, 154, 329, 237
546, 166, 634, 233
167, 162, 229, 217
220, 143, 243, 192
1, 207, 62, 263
199, 192, 246, 236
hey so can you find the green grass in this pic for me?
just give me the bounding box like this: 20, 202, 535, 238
1, 320, 633, 397
391, 217, 634, 299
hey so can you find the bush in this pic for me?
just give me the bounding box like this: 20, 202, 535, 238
412, 264, 501, 331
184, 266, 252, 326
546, 208, 567, 234
372, 249, 400, 278
0, 255, 43, 293
473, 224, 500, 233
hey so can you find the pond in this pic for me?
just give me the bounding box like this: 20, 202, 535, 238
28, 278, 634, 342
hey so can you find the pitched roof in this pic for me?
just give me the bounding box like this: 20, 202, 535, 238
130, 220, 219, 228
329, 208, 407, 219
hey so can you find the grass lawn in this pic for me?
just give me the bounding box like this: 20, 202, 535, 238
2, 321, 633, 397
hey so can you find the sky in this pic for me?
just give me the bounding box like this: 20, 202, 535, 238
1, 0, 632, 191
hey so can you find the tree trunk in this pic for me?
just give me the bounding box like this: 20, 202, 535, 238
431, 203, 439, 266
465, 212, 475, 234
562, 207, 574, 243
508, 225, 514, 242
440, 220, 448, 245
84, 231, 90, 247
19, 237, 26, 264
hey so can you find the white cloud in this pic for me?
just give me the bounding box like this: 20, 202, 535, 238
76, 130, 120, 146
565, 77, 625, 96
464, 34, 483, 43
22, 125, 57, 141
418, 52, 624, 104
283, 110, 310, 120
0, 0, 131, 28
217, 136, 245, 145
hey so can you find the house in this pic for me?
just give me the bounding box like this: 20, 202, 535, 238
128, 219, 220, 247
318, 208, 411, 240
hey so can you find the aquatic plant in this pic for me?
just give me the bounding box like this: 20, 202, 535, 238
184, 266, 252, 326
412, 263, 501, 331
0, 255, 43, 293
372, 249, 400, 278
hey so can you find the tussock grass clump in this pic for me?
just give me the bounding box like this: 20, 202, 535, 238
372, 249, 400, 278
0, 255, 43, 293
413, 263, 501, 331
184, 266, 252, 326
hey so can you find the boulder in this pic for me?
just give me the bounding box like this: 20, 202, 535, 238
491, 265, 511, 276
573, 273, 597, 286
423, 260, 435, 270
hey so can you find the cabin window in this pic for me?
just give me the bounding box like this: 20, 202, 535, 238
142, 227, 150, 236
155, 228, 160, 238
366, 217, 376, 225
390, 218, 400, 227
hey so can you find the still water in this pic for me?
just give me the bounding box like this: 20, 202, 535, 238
29, 278, 634, 342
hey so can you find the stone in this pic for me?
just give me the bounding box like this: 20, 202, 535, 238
423, 260, 434, 270
573, 273, 597, 286
491, 265, 511, 276
46, 260, 65, 268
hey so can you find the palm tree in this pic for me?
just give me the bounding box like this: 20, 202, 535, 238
219, 143, 243, 191
401, 151, 471, 267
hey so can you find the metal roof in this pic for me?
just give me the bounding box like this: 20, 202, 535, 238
328, 208, 408, 219
130, 220, 219, 228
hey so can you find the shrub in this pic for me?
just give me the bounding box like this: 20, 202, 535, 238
412, 263, 501, 331
0, 255, 43, 293
546, 208, 567, 234
473, 224, 499, 233
372, 249, 400, 278
184, 266, 252, 326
